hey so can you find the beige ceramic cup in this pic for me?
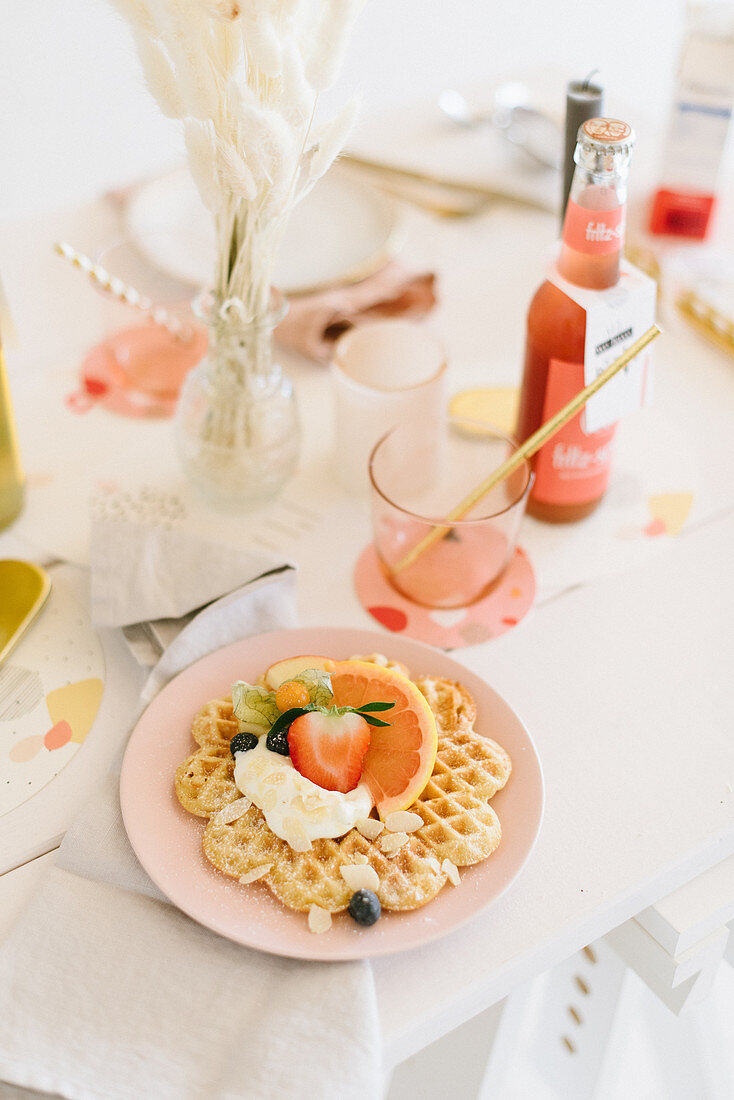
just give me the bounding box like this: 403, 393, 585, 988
331, 320, 446, 494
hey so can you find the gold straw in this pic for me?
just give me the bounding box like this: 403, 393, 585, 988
392, 324, 662, 575
53, 240, 191, 342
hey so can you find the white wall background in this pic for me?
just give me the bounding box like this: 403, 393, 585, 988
1, 0, 687, 222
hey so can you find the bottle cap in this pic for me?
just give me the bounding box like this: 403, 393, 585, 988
579, 118, 635, 152
574, 118, 635, 173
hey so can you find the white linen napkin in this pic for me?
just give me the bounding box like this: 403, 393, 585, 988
89, 517, 289, 629
0, 552, 382, 1100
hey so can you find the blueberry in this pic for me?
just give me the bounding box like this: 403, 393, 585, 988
230, 731, 258, 756
347, 889, 381, 927
266, 727, 290, 756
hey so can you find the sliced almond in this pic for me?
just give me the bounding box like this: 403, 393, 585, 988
356, 818, 385, 840
426, 856, 442, 874
350, 652, 389, 666
379, 831, 409, 856
441, 858, 461, 886
263, 771, 285, 787
307, 905, 332, 934
283, 820, 312, 853
261, 790, 279, 812
213, 797, 252, 825
238, 864, 272, 884
340, 863, 380, 892
385, 810, 423, 834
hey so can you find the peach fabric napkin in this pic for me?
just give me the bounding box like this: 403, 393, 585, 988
276, 262, 437, 363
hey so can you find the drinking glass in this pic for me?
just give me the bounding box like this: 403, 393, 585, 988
90, 238, 207, 414
369, 416, 532, 608
331, 320, 446, 494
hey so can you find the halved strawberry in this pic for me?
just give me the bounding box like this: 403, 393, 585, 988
288, 711, 371, 793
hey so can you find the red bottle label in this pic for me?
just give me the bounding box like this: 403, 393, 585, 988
532, 358, 616, 505
562, 200, 625, 255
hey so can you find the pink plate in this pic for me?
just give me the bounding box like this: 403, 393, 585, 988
120, 627, 544, 960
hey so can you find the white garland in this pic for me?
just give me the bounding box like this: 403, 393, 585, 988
111, 0, 364, 324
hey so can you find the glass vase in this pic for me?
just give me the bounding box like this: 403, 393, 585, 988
175, 293, 300, 509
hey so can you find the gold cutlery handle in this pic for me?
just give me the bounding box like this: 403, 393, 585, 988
341, 152, 555, 215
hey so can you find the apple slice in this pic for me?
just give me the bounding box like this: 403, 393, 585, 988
263, 654, 333, 690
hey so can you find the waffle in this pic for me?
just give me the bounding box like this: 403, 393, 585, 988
204, 807, 447, 911
174, 697, 241, 815
416, 675, 512, 801
191, 696, 238, 746
175, 664, 511, 914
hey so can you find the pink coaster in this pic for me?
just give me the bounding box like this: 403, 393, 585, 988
354, 543, 535, 649
67, 325, 208, 419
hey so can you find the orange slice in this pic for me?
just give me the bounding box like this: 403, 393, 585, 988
329, 660, 437, 819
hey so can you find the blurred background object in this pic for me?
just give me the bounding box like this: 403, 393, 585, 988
1, 0, 688, 222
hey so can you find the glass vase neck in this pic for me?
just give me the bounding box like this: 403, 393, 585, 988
194, 289, 288, 390
193, 288, 288, 334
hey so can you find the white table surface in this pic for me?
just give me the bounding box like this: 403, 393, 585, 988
1, 150, 734, 1078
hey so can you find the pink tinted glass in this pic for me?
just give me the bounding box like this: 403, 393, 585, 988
369, 417, 532, 608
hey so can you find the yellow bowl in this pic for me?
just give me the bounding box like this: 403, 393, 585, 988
0, 560, 51, 665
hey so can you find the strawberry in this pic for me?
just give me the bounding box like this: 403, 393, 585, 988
288, 710, 371, 793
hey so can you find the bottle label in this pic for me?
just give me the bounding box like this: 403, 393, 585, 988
562, 200, 625, 255
549, 259, 657, 433
533, 358, 617, 505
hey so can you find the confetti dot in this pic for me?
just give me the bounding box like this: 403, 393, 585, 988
647, 492, 693, 536
83, 376, 108, 397
9, 735, 45, 763
368, 606, 408, 632
44, 720, 73, 751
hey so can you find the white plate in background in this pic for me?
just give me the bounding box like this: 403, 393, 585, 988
123, 166, 404, 297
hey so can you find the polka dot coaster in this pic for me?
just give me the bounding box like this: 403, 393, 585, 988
354, 544, 535, 649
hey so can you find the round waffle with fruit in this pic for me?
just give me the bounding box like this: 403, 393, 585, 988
175, 654, 511, 931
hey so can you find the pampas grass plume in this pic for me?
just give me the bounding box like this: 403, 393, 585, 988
114, 0, 362, 306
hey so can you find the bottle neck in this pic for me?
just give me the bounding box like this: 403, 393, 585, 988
558, 166, 628, 289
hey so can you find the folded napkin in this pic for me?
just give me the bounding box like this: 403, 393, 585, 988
276, 262, 437, 363
0, 548, 382, 1100
90, 517, 292, 629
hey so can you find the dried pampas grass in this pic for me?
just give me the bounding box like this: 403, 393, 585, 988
111, 0, 364, 323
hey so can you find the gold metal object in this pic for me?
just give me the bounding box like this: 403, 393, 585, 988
676, 289, 734, 358
340, 153, 555, 216
393, 325, 662, 574
0, 561, 51, 665
0, 342, 24, 530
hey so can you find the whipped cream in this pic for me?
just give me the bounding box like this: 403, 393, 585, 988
233, 738, 373, 851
